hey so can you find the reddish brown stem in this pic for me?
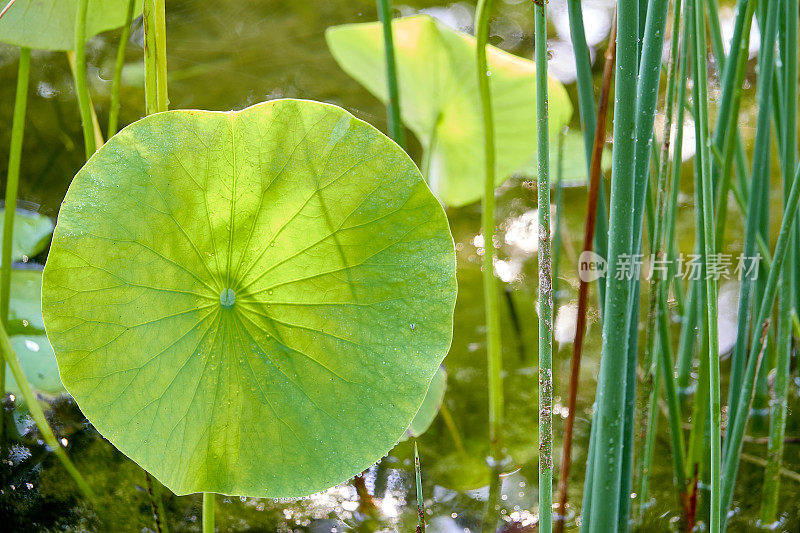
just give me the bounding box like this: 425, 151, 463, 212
554, 16, 617, 533
0, 0, 17, 20
684, 466, 699, 532
352, 473, 378, 516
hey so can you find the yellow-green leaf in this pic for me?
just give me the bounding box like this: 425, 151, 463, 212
326, 14, 573, 206
41, 99, 457, 498
0, 0, 143, 51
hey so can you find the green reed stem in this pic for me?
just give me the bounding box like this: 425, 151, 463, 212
552, 131, 564, 303
65, 52, 104, 150
564, 14, 617, 530
565, 0, 608, 310
750, 177, 772, 433
724, 0, 779, 462
74, 0, 96, 158
697, 5, 752, 317
620, 0, 670, 524
685, 33, 708, 493
706, 0, 746, 150
0, 322, 95, 499
722, 158, 800, 530
691, 0, 722, 529
714, 0, 756, 248
705, 0, 724, 60
675, 278, 698, 393
585, 4, 638, 530
202, 492, 214, 533
533, 2, 553, 531
474, 0, 503, 462
153, 0, 168, 112
143, 0, 157, 115
657, 289, 687, 499
652, 5, 689, 509
638, 358, 660, 517
663, 0, 689, 285
760, 0, 797, 520
579, 413, 597, 533
672, 11, 696, 394
705, 0, 751, 202
684, 267, 710, 529
570, 21, 617, 532
0, 47, 30, 417
414, 442, 425, 532
685, 293, 708, 475
760, 253, 793, 522
143, 0, 169, 114
107, 0, 136, 137
676, 86, 708, 410
637, 0, 682, 514
377, 0, 405, 149
757, 3, 785, 156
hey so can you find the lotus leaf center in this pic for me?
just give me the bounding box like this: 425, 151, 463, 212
220, 288, 236, 309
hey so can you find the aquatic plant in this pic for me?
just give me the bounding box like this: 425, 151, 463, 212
0, 0, 142, 51
760, 0, 797, 522
555, 16, 616, 533
474, 0, 503, 487
532, 0, 553, 530
41, 100, 457, 498
581, 3, 639, 529
326, 14, 572, 206
375, 0, 404, 148
2, 221, 63, 397
2, 0, 800, 530
0, 0, 142, 451
107, 0, 137, 137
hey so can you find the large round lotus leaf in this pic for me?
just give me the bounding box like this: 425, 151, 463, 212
0, 208, 54, 265
326, 14, 573, 207
41, 99, 457, 497
0, 0, 143, 51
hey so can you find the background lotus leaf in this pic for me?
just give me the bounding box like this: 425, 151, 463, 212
0, 0, 143, 51
326, 14, 573, 206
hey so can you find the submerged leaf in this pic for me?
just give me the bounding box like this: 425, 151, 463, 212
326, 14, 573, 206
8, 267, 46, 334
5, 335, 64, 396
4, 268, 59, 396
42, 99, 457, 498
404, 365, 447, 440
0, 208, 54, 264
0, 0, 143, 51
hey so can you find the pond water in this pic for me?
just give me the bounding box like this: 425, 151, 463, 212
0, 0, 798, 531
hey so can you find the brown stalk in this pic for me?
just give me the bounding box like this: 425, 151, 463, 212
682, 320, 771, 532
553, 15, 617, 533
145, 472, 165, 533
352, 473, 378, 515
684, 466, 699, 532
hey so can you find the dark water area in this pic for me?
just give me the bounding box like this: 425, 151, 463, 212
0, 0, 798, 531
